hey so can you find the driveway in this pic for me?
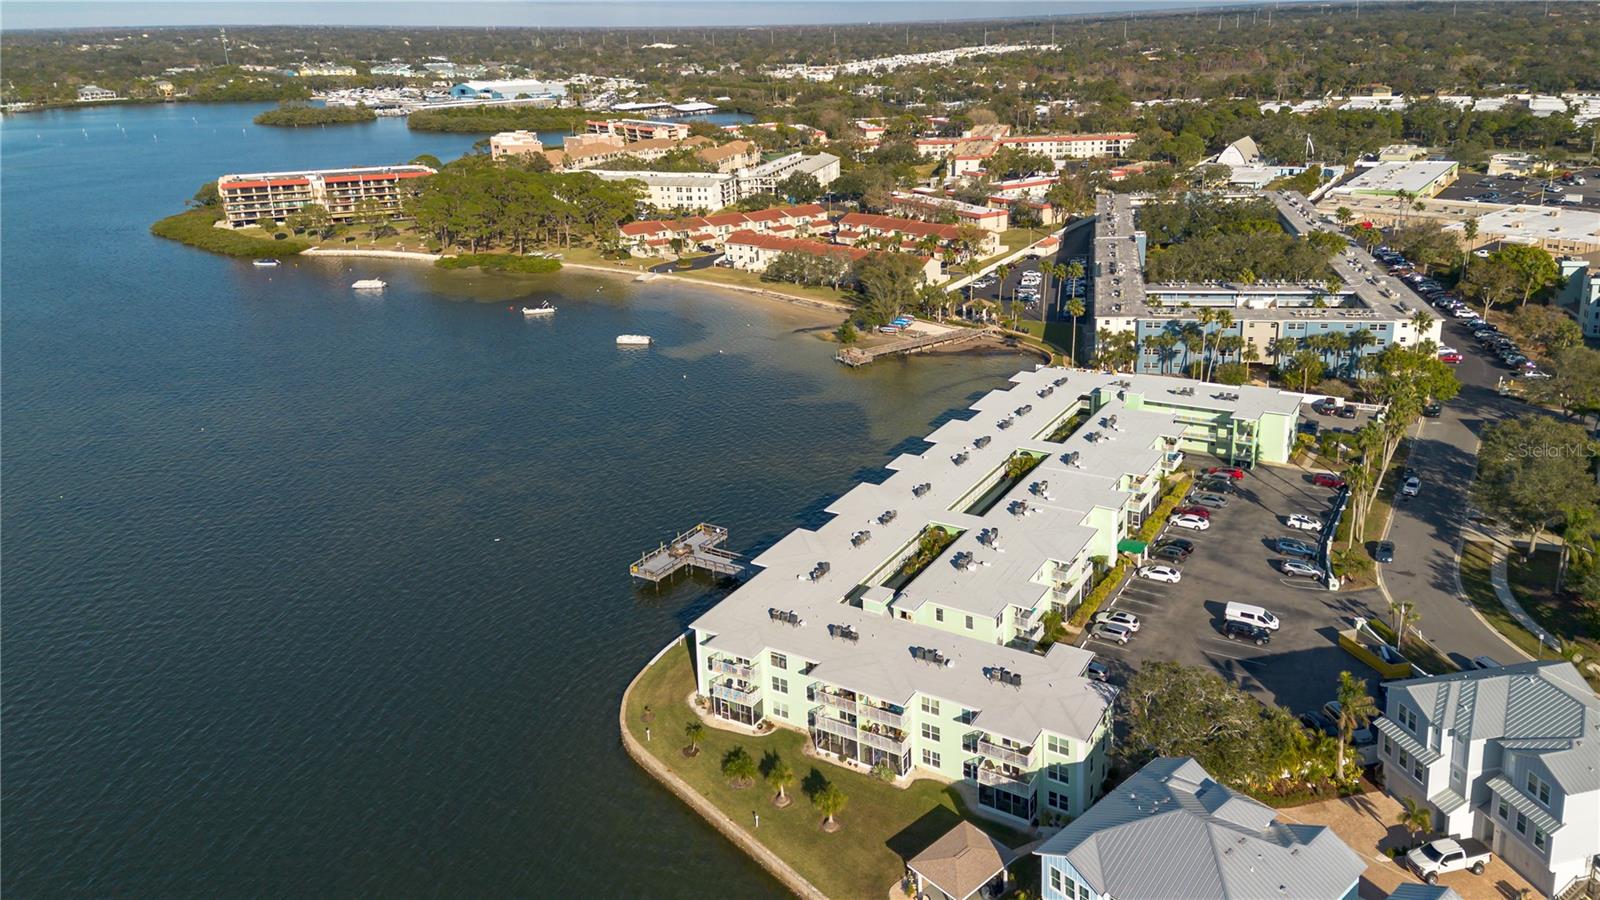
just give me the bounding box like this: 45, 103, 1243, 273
1080, 461, 1386, 714
1279, 791, 1538, 900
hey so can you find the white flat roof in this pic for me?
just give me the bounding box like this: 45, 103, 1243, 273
1333, 160, 1457, 195
690, 367, 1301, 743
1471, 205, 1600, 246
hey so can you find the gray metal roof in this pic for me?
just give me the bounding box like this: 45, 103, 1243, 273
1036, 757, 1366, 900
1385, 661, 1600, 794
1387, 885, 1461, 900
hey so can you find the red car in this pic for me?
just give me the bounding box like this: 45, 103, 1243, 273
1206, 466, 1246, 480
1439, 351, 1463, 364
1312, 472, 1347, 489
1174, 505, 1212, 519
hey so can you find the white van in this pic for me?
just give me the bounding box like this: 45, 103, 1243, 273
1225, 602, 1280, 631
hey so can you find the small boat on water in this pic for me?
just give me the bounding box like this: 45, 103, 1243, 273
521, 302, 557, 318
252, 258, 280, 268
616, 334, 652, 346
351, 279, 386, 291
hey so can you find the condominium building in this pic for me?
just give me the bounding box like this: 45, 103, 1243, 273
697, 140, 761, 173
584, 118, 690, 143
737, 151, 842, 195
216, 165, 435, 228
1092, 190, 1443, 375
688, 369, 1301, 826
892, 191, 1012, 233
721, 231, 875, 274
917, 131, 1137, 177
1037, 757, 1366, 900
1372, 662, 1600, 897
1559, 255, 1600, 339
837, 212, 1000, 260
589, 170, 739, 213
618, 204, 831, 256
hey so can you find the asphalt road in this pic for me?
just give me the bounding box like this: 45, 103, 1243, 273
1375, 312, 1547, 666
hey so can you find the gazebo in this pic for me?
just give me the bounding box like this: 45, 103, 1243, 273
906, 820, 1016, 900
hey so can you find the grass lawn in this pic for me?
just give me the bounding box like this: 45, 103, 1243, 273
1011, 319, 1079, 362
624, 641, 1032, 899
1368, 618, 1456, 676
1507, 547, 1600, 689
1460, 541, 1554, 663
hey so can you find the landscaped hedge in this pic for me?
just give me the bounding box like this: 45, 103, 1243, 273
1135, 473, 1192, 544
150, 208, 308, 258
435, 254, 562, 274
1069, 558, 1132, 627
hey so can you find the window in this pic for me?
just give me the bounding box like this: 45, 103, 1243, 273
921, 723, 941, 742
770, 652, 787, 671
1498, 800, 1509, 820
1047, 763, 1070, 784
1414, 759, 1425, 781
965, 615, 974, 630
1382, 736, 1392, 756
963, 733, 979, 752
921, 697, 940, 716
1047, 735, 1072, 757
935, 608, 944, 622
1525, 771, 1551, 805
1050, 868, 1063, 893
1397, 749, 1410, 770
772, 702, 789, 719
771, 676, 788, 694
1534, 828, 1547, 850
1516, 811, 1527, 835
922, 749, 941, 768
1048, 790, 1071, 811
957, 709, 977, 724
1398, 706, 1418, 733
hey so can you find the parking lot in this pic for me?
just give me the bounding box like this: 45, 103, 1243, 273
1079, 460, 1386, 715
964, 255, 1088, 321
1434, 166, 1600, 212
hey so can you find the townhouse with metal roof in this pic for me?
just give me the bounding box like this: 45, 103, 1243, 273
1036, 757, 1366, 900
687, 368, 1302, 826
1373, 661, 1600, 897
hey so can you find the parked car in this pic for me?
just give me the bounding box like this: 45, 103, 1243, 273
1312, 472, 1347, 489
1170, 514, 1210, 531
1422, 401, 1442, 418
1402, 476, 1422, 497
1093, 610, 1141, 632
1136, 564, 1182, 584
1155, 537, 1194, 554
1173, 505, 1212, 520
1189, 493, 1229, 509
1286, 513, 1322, 532
1083, 660, 1111, 682
1275, 537, 1318, 558
1439, 351, 1463, 364
1090, 621, 1134, 644
1336, 404, 1358, 419
1372, 540, 1395, 563
1312, 398, 1340, 416
1206, 465, 1246, 480
1280, 559, 1324, 579
1222, 620, 1272, 645
1224, 601, 1280, 630
1149, 544, 1190, 563
1407, 838, 1491, 885
1198, 477, 1237, 494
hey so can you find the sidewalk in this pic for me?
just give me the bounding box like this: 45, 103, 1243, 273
1489, 544, 1559, 651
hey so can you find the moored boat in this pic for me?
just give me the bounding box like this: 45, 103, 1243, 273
615, 334, 652, 346
252, 258, 280, 268
522, 302, 557, 317
351, 279, 386, 290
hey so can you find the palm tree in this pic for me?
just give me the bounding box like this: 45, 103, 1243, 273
814, 782, 848, 831
1387, 600, 1421, 645
1335, 206, 1353, 228
1066, 298, 1087, 365
767, 757, 795, 807
996, 264, 1012, 311
1398, 796, 1433, 848
722, 746, 758, 788
1066, 259, 1085, 311
1333, 670, 1378, 781
1346, 329, 1376, 376
684, 721, 705, 757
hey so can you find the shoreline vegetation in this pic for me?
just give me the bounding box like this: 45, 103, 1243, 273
406, 106, 589, 134
150, 208, 308, 258
434, 253, 561, 274
253, 103, 376, 127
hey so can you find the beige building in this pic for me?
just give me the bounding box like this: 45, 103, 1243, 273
724, 231, 942, 283
217, 165, 435, 228
1461, 205, 1600, 255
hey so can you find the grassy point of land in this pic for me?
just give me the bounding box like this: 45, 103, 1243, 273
623, 641, 1030, 900
151, 208, 308, 258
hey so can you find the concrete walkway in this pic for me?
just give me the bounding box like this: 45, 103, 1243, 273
1490, 545, 1559, 651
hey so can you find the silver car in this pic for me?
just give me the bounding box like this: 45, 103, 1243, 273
1275, 537, 1317, 558
1280, 559, 1324, 579
1090, 622, 1134, 644
1190, 492, 1229, 509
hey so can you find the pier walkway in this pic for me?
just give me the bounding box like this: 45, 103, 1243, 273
630, 523, 744, 583
835, 327, 993, 367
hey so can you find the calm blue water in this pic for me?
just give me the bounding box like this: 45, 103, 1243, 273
0, 102, 1029, 896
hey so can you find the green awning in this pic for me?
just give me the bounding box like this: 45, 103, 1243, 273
1117, 539, 1149, 555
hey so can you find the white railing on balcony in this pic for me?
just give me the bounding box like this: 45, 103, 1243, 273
857, 703, 904, 729
713, 658, 753, 680
978, 739, 1034, 768
711, 681, 758, 704
977, 766, 1036, 790
812, 713, 858, 742
815, 689, 858, 715
859, 726, 909, 753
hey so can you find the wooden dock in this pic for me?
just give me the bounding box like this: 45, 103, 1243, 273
630, 523, 745, 583
835, 327, 992, 367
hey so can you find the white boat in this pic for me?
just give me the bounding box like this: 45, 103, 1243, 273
521, 302, 557, 317
252, 258, 280, 268
616, 334, 652, 346
351, 279, 386, 291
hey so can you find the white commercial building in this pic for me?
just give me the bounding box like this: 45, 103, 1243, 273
1466, 205, 1600, 255
1374, 662, 1600, 897
1331, 160, 1459, 199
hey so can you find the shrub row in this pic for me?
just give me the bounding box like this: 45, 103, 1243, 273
1069, 558, 1133, 628
150, 209, 308, 258
435, 254, 563, 274
1135, 473, 1192, 544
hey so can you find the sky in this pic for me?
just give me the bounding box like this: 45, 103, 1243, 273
0, 1, 1278, 30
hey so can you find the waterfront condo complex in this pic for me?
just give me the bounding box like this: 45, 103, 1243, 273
216, 165, 434, 228
688, 367, 1301, 826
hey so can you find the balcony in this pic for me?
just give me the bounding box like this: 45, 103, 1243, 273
811, 712, 859, 742
713, 658, 753, 680
711, 680, 759, 704
977, 739, 1034, 768
857, 702, 905, 729
976, 765, 1037, 790
811, 711, 909, 753
815, 688, 858, 715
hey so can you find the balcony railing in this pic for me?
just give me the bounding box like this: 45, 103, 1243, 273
711, 681, 759, 704
978, 739, 1034, 768
859, 726, 909, 754
857, 703, 905, 729
812, 712, 909, 752
712, 658, 753, 680
811, 712, 858, 742
815, 689, 857, 715
977, 766, 1037, 790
